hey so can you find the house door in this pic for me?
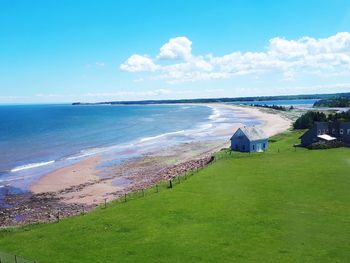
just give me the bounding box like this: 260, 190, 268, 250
256, 143, 262, 152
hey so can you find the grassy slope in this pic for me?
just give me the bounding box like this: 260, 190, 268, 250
0, 131, 349, 263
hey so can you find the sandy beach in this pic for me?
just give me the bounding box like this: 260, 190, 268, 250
209, 103, 291, 137
30, 104, 291, 204
1, 103, 292, 226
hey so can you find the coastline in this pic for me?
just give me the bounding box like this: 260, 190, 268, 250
1, 103, 292, 226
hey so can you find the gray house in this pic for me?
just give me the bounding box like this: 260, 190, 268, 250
230, 126, 269, 152
300, 121, 350, 147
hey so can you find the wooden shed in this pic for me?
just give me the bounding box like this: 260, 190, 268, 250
230, 126, 268, 152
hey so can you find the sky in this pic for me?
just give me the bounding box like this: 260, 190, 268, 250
1, 0, 350, 103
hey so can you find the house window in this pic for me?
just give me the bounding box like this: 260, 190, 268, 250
263, 143, 266, 149
340, 129, 344, 135
326, 129, 329, 133
235, 144, 238, 150
318, 129, 321, 135
332, 128, 336, 134
322, 129, 326, 134
348, 129, 350, 135
242, 145, 245, 151
252, 144, 255, 150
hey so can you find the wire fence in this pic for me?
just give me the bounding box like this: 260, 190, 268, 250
109, 158, 216, 206
0, 251, 38, 263
90, 148, 278, 209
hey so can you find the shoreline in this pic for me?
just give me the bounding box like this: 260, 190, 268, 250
1, 103, 292, 226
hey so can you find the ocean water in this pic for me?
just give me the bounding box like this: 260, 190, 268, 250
0, 104, 260, 193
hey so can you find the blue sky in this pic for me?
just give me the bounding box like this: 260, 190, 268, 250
1, 0, 350, 103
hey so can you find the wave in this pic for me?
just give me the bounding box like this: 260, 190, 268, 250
66, 148, 108, 160
139, 130, 186, 143
10, 160, 55, 173
68, 142, 137, 160
208, 106, 222, 121
0, 174, 34, 183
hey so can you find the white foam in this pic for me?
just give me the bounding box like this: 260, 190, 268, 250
10, 160, 55, 173
207, 106, 224, 122
139, 130, 186, 143
66, 143, 136, 160
0, 174, 33, 183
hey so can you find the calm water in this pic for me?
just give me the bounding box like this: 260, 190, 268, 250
0, 104, 259, 192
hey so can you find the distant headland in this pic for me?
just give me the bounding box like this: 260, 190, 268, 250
72, 92, 350, 105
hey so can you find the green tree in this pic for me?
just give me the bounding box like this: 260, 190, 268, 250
293, 111, 327, 129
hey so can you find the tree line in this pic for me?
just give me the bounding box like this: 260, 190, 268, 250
313, 97, 350, 107
293, 110, 350, 129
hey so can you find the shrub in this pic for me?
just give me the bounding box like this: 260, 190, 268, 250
328, 110, 350, 122
308, 141, 344, 150
293, 111, 327, 129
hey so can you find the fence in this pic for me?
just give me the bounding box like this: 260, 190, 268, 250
100, 153, 228, 208
0, 251, 38, 263
110, 162, 211, 206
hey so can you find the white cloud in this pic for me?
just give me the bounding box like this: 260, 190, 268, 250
158, 36, 192, 60
95, 62, 105, 67
120, 32, 350, 83
120, 54, 159, 72
157, 55, 215, 83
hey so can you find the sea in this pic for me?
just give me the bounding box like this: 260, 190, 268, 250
0, 104, 260, 195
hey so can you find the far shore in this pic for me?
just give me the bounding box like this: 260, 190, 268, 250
2, 103, 292, 226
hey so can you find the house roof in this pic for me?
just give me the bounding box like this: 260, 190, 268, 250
231, 126, 268, 141
317, 134, 337, 141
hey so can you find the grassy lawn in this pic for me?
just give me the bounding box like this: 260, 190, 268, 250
0, 130, 349, 262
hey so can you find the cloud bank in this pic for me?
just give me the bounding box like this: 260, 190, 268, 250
120, 33, 350, 83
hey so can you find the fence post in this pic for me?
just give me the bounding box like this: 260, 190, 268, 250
142, 189, 144, 197
169, 179, 173, 189
14, 255, 17, 263
57, 212, 60, 223
104, 198, 107, 208
156, 184, 158, 193
124, 193, 127, 202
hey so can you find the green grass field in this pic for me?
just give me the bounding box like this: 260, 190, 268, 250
0, 130, 349, 263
